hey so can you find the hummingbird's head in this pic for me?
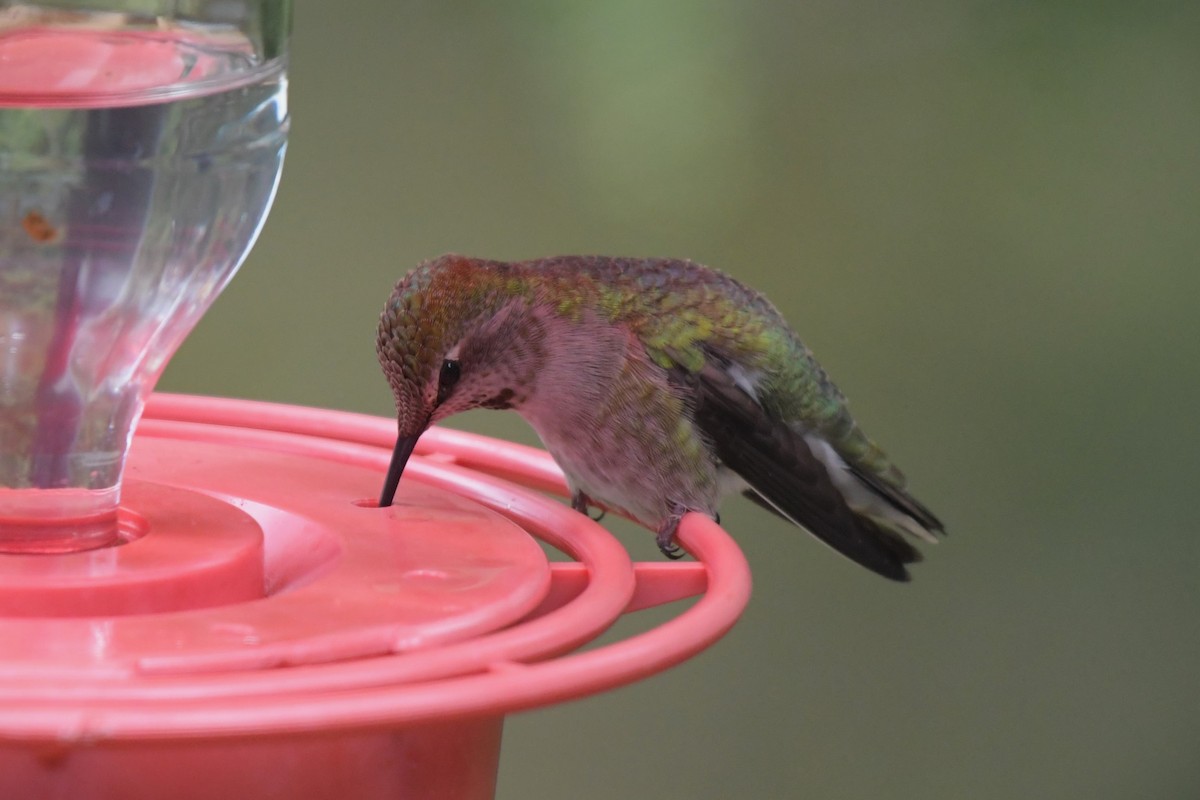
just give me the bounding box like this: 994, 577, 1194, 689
375, 254, 539, 506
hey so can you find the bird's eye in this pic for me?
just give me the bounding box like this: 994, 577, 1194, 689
436, 359, 461, 405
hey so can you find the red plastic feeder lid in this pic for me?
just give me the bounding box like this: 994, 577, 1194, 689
0, 395, 751, 740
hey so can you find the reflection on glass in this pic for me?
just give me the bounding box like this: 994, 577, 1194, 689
0, 2, 290, 551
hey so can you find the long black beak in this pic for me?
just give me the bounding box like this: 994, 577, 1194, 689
379, 433, 421, 507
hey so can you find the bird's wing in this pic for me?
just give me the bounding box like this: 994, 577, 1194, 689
674, 351, 922, 581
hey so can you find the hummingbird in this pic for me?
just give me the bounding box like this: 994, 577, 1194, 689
376, 254, 943, 581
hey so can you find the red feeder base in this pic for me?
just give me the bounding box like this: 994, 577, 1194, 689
0, 395, 752, 799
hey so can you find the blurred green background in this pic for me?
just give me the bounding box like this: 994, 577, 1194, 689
161, 2, 1199, 798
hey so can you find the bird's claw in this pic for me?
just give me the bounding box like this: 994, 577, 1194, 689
656, 507, 688, 559
571, 491, 606, 522
658, 539, 685, 560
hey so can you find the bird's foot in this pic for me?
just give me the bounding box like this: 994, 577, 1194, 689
570, 491, 606, 522
655, 504, 720, 558
656, 508, 686, 560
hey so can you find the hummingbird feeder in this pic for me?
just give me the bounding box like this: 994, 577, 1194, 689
0, 8, 752, 798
